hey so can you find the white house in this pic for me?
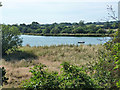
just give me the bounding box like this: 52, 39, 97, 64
118, 1, 120, 20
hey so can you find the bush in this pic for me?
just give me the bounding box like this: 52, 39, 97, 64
21, 62, 98, 89
87, 28, 120, 88
0, 67, 9, 86
86, 49, 117, 88
2, 25, 22, 55
113, 43, 120, 88
60, 62, 98, 88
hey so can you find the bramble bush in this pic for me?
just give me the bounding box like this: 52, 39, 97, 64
85, 48, 118, 88
21, 62, 98, 89
85, 25, 120, 88
85, 46, 120, 88
108, 25, 120, 88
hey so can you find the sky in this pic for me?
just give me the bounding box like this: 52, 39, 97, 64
0, 0, 119, 24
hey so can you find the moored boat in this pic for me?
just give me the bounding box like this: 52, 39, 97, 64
78, 41, 85, 43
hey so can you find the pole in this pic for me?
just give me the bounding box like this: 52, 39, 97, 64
0, 2, 2, 86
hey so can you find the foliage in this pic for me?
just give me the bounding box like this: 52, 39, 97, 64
112, 29, 120, 43
112, 28, 120, 88
6, 21, 118, 35
104, 22, 111, 29
21, 62, 98, 89
60, 62, 98, 88
72, 26, 86, 33
86, 48, 118, 88
96, 28, 106, 34
2, 25, 22, 55
108, 29, 114, 34
0, 67, 9, 86
94, 23, 120, 88
113, 43, 120, 70
109, 43, 120, 88
104, 29, 120, 50
85, 26, 120, 88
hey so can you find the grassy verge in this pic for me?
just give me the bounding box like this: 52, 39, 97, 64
1, 44, 105, 88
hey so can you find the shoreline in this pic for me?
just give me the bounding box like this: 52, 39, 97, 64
22, 33, 113, 37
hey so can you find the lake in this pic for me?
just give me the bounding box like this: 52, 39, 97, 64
20, 35, 111, 46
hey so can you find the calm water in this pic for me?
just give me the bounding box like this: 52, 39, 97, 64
20, 35, 111, 46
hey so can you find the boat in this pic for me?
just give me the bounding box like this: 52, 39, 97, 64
78, 41, 85, 43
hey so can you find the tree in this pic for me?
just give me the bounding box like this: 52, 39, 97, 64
50, 27, 61, 34
79, 20, 85, 26
2, 25, 22, 55
108, 29, 114, 34
43, 27, 51, 34
30, 22, 40, 29
72, 26, 85, 33
61, 28, 72, 33
35, 28, 42, 33
96, 28, 106, 34
87, 24, 97, 33
104, 22, 111, 29
112, 22, 118, 29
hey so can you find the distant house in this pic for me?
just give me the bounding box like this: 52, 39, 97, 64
0, 2, 2, 7
118, 1, 120, 21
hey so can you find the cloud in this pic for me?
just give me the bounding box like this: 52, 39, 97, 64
1, 0, 118, 24
1, 0, 119, 9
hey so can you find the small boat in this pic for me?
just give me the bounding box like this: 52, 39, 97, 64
97, 39, 102, 41
78, 41, 85, 43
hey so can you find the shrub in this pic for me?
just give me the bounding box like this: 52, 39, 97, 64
2, 25, 22, 55
21, 62, 98, 89
0, 67, 9, 86
86, 28, 120, 88
113, 43, 120, 88
60, 62, 98, 88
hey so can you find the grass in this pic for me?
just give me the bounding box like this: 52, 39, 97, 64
1, 44, 105, 88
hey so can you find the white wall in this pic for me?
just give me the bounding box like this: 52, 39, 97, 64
118, 1, 120, 20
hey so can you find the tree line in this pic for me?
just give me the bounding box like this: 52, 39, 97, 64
7, 21, 118, 35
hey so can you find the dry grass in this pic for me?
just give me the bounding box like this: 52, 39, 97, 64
1, 44, 105, 88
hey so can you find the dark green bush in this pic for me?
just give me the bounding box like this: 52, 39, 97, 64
0, 67, 9, 86
2, 25, 22, 55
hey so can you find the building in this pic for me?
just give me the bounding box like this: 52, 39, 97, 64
0, 2, 2, 7
118, 1, 120, 21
